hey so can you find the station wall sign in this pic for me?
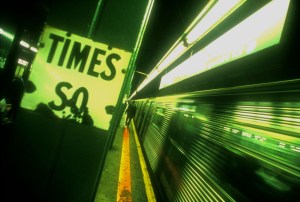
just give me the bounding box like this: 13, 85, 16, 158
21, 25, 132, 130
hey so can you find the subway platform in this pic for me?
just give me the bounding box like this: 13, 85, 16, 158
1, 111, 157, 202
94, 116, 157, 202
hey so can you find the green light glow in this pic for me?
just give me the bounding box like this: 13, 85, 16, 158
233, 102, 300, 134
160, 0, 291, 89
256, 169, 291, 191
145, 91, 300, 201
186, 0, 246, 44
156, 42, 186, 72
236, 122, 300, 144
219, 124, 300, 177
155, 0, 216, 73
195, 115, 208, 121
0, 27, 14, 41
134, 0, 245, 96
137, 69, 159, 92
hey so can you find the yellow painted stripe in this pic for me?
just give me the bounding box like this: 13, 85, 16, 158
132, 121, 157, 202
117, 127, 132, 202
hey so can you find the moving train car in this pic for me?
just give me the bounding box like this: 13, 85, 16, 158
133, 85, 300, 201
130, 1, 300, 201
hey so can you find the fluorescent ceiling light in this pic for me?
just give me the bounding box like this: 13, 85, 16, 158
155, 0, 217, 73
20, 40, 30, 48
137, 69, 159, 92
30, 47, 38, 53
186, 0, 245, 45
0, 27, 14, 41
157, 42, 186, 72
160, 0, 291, 89
134, 0, 245, 96
157, 0, 245, 72
18, 58, 29, 66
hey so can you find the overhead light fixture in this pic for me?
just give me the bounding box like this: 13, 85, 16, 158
136, 69, 159, 92
134, 0, 245, 97
18, 58, 29, 66
20, 40, 30, 48
30, 47, 38, 53
159, 0, 291, 89
155, 0, 217, 73
0, 27, 14, 41
185, 0, 246, 45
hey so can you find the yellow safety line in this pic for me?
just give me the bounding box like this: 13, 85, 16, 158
117, 127, 132, 202
131, 121, 157, 202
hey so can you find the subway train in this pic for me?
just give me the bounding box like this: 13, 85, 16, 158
130, 1, 300, 201
133, 83, 300, 201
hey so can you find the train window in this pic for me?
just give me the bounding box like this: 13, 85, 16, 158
176, 103, 196, 113
152, 106, 165, 129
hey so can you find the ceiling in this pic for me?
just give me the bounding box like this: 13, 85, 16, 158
1, 0, 207, 92
133, 0, 208, 91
